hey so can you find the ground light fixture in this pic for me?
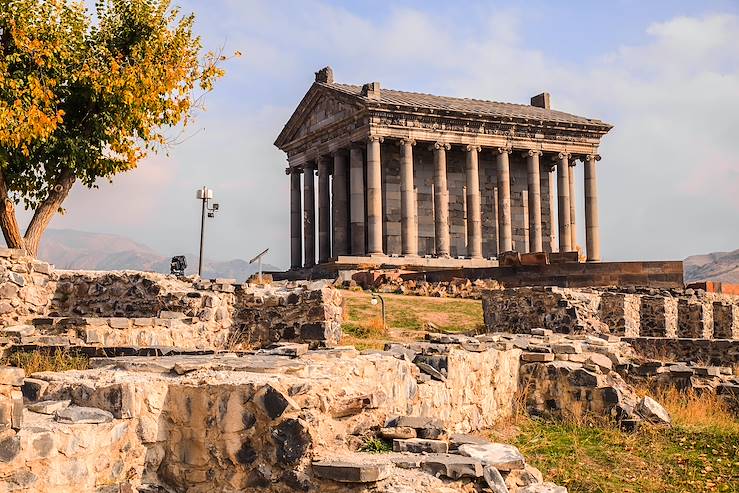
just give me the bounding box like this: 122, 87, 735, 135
196, 186, 220, 277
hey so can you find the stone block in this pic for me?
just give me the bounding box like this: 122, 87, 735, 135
484, 465, 509, 493
55, 406, 114, 424
552, 343, 581, 354
419, 453, 484, 479
379, 426, 416, 440
0, 367, 24, 387
521, 352, 554, 362
28, 400, 70, 415
312, 461, 391, 483
393, 438, 449, 454
22, 378, 49, 402
636, 396, 671, 425
458, 442, 525, 471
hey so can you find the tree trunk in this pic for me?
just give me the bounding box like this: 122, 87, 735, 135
23, 170, 76, 257
0, 170, 26, 250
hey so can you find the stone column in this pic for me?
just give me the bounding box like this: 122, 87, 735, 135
568, 159, 577, 249
432, 142, 451, 257
496, 147, 513, 253
317, 156, 331, 263
547, 165, 557, 252
526, 150, 543, 253
465, 145, 482, 259
584, 154, 602, 262
366, 136, 384, 255
556, 153, 572, 252
400, 139, 418, 256
289, 167, 302, 269
493, 187, 500, 255
522, 189, 530, 253
303, 161, 316, 267
332, 150, 349, 256
349, 145, 365, 255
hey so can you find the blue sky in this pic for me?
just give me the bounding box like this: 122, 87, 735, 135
41, 0, 739, 268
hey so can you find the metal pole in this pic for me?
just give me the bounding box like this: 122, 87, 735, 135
377, 295, 386, 332
198, 192, 206, 277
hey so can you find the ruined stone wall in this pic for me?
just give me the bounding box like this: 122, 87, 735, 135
232, 284, 343, 347
0, 254, 343, 349
482, 286, 739, 340
623, 337, 739, 366
482, 287, 603, 334
3, 344, 522, 491
0, 249, 56, 327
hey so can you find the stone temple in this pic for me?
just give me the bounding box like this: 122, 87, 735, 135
275, 66, 612, 272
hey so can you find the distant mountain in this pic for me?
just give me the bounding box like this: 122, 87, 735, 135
37, 229, 279, 280
684, 249, 739, 284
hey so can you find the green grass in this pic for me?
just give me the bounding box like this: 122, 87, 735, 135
342, 290, 483, 333
505, 419, 739, 493
359, 437, 392, 453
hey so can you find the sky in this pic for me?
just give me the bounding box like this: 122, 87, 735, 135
26, 0, 739, 268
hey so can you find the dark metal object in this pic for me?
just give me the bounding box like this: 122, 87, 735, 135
170, 256, 187, 277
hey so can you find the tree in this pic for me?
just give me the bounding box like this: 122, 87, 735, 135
0, 0, 228, 255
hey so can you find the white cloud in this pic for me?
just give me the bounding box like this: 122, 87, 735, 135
38, 4, 739, 267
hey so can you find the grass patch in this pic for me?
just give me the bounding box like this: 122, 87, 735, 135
359, 437, 392, 453
1, 349, 90, 374
494, 388, 739, 493
342, 290, 483, 334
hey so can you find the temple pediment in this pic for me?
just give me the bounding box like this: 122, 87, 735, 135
275, 85, 362, 149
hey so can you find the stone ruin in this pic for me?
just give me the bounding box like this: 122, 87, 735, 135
0, 249, 737, 492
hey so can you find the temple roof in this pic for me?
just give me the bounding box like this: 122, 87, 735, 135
319, 82, 612, 129
275, 67, 612, 150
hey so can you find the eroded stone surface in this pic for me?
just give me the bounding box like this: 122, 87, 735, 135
458, 443, 525, 471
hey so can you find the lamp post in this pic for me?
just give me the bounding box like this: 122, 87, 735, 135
370, 294, 386, 332
196, 186, 220, 277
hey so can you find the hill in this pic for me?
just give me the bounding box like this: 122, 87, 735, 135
684, 249, 739, 283
36, 229, 279, 280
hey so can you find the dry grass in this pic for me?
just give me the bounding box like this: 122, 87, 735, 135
495, 387, 739, 493
2, 349, 89, 374
651, 386, 739, 432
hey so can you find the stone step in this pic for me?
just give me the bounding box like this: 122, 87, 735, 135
312, 461, 390, 483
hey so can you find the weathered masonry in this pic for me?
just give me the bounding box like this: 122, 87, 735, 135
275, 67, 613, 270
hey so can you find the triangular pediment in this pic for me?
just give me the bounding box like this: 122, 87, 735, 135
274, 84, 363, 149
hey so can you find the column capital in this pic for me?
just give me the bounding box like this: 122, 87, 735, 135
466, 144, 481, 152
431, 142, 451, 151
285, 166, 303, 175
497, 146, 512, 154
523, 149, 543, 158
331, 148, 349, 157
585, 154, 602, 162
399, 138, 416, 147
557, 152, 571, 161
368, 135, 384, 143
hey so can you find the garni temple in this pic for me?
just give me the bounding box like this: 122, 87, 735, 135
275, 67, 612, 273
